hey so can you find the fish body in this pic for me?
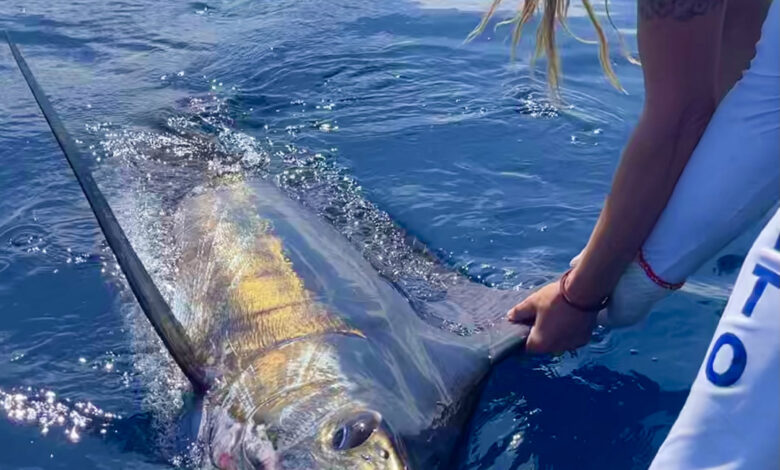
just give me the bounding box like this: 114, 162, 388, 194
172, 178, 526, 469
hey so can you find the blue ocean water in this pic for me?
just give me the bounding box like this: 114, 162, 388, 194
0, 0, 755, 468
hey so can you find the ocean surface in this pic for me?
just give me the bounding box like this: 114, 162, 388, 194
0, 1, 758, 468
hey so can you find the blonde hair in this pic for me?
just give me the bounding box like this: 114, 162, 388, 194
466, 0, 639, 93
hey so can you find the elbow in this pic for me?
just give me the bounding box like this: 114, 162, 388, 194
641, 97, 717, 164
643, 96, 716, 139
676, 99, 716, 140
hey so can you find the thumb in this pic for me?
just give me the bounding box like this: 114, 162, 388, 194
507, 298, 536, 325
524, 326, 546, 354
570, 247, 586, 268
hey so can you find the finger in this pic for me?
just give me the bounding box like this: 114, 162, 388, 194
524, 327, 547, 354
506, 298, 535, 324
569, 247, 586, 267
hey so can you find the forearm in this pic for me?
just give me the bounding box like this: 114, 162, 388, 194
566, 104, 714, 304
570, 0, 769, 300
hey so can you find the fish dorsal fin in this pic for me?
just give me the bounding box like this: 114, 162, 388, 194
6, 33, 210, 394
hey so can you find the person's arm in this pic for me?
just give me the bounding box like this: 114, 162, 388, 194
509, 0, 727, 353
566, 1, 727, 304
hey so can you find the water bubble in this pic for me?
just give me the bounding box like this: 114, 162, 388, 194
66, 426, 80, 442
509, 432, 524, 449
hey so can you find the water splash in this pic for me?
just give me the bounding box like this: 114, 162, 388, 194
91, 93, 501, 329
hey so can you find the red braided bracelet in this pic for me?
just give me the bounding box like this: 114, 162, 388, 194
638, 249, 685, 290
559, 268, 610, 312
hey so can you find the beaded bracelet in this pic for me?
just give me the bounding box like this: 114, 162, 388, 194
559, 268, 610, 312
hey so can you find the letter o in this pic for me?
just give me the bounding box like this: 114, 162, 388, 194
705, 332, 747, 387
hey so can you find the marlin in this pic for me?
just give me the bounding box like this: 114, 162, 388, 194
7, 34, 529, 469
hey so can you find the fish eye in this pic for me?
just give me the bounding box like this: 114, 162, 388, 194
331, 411, 381, 451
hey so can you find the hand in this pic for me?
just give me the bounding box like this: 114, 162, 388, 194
507, 280, 598, 354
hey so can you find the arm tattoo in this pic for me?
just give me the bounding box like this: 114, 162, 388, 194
639, 0, 725, 21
